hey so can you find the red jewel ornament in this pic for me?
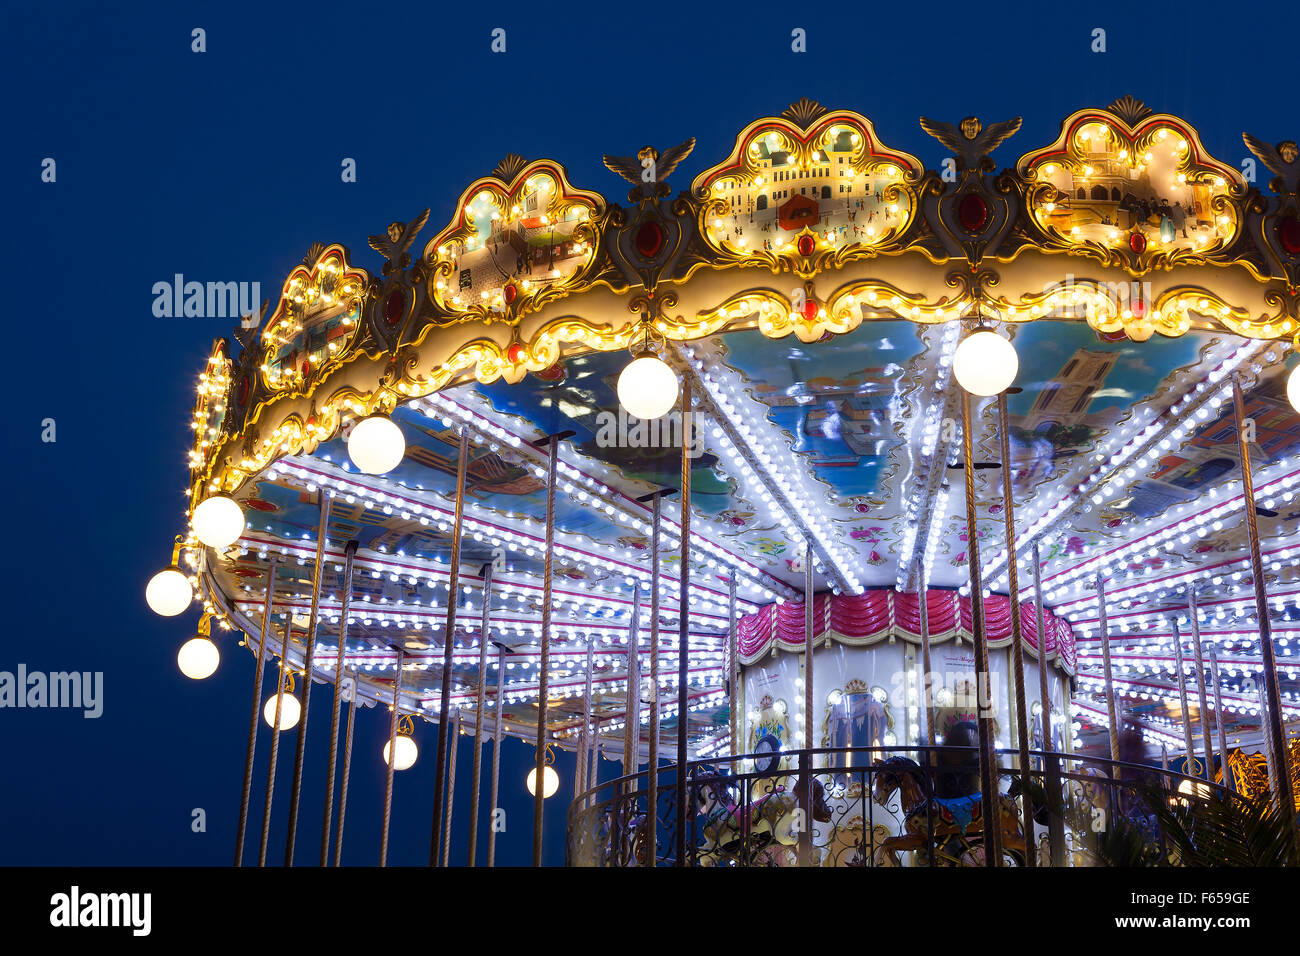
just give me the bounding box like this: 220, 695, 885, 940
503, 283, 518, 305
384, 289, 404, 325
797, 234, 816, 257
957, 193, 989, 232
507, 342, 525, 364
1129, 232, 1147, 254
1279, 213, 1300, 255
635, 221, 665, 258
802, 298, 818, 320
301, 357, 311, 377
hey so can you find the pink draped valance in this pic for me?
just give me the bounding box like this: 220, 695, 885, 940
737, 588, 1076, 674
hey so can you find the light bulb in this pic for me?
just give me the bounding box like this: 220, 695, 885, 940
617, 354, 678, 420
383, 734, 419, 771
526, 764, 559, 798
953, 330, 1019, 396
192, 495, 245, 549
263, 693, 301, 730
177, 636, 219, 679
348, 415, 406, 475
1287, 364, 1300, 414
146, 567, 192, 616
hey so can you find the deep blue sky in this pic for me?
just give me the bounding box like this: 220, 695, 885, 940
3, 0, 1297, 865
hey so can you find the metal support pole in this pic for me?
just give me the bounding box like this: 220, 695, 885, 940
623, 586, 641, 782
1208, 647, 1233, 792
430, 426, 469, 866
802, 534, 815, 867
1232, 373, 1294, 823
321, 540, 358, 866
443, 711, 460, 866
533, 432, 565, 866
997, 391, 1034, 865
1187, 591, 1214, 783
1258, 685, 1283, 809
1032, 540, 1064, 865
577, 632, 594, 801
258, 616, 293, 866
648, 493, 662, 866
1170, 619, 1196, 770
332, 665, 357, 867
284, 492, 331, 866
728, 571, 739, 757
235, 555, 277, 866
467, 563, 493, 866
379, 649, 404, 866
675, 378, 693, 867
1096, 573, 1120, 764
488, 645, 506, 867
960, 388, 1000, 866
920, 582, 935, 748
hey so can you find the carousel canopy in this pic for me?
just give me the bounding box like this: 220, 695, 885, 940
175, 96, 1300, 764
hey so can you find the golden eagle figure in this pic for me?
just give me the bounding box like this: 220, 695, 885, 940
368, 208, 430, 275
919, 116, 1022, 172
603, 138, 695, 200
1243, 133, 1300, 196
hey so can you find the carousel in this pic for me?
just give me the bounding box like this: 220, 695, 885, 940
148, 96, 1300, 867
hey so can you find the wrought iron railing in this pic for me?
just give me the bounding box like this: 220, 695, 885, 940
566, 746, 1249, 867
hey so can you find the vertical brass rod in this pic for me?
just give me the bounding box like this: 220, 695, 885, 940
648, 495, 662, 866
532, 434, 560, 866
920, 581, 935, 748
1171, 620, 1196, 769
259, 616, 293, 866
1208, 647, 1232, 792
728, 571, 739, 757
1258, 685, 1283, 809
284, 492, 332, 866
1032, 540, 1064, 865
467, 563, 493, 866
443, 711, 460, 866
488, 645, 506, 867
1033, 542, 1052, 749
320, 539, 358, 866
379, 649, 405, 866
802, 534, 814, 867
675, 378, 693, 867
1187, 591, 1214, 783
960, 389, 1000, 867
235, 555, 277, 866
1096, 573, 1120, 764
997, 392, 1034, 865
332, 665, 357, 867
430, 426, 469, 866
577, 630, 594, 802
623, 586, 641, 782
1232, 373, 1295, 823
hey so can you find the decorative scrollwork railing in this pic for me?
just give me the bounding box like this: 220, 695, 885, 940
566, 746, 1253, 867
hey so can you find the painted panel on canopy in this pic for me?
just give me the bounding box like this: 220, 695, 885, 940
1100, 344, 1294, 530
1004, 320, 1210, 486
475, 347, 744, 517
718, 320, 920, 503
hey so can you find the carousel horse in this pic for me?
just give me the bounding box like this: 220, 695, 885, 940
870, 726, 1029, 867
693, 769, 833, 866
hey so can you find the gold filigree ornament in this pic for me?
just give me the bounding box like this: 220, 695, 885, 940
692, 106, 924, 276
259, 244, 369, 394
1017, 100, 1245, 275
422, 160, 605, 325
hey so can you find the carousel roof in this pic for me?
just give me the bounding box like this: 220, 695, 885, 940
179, 96, 1300, 764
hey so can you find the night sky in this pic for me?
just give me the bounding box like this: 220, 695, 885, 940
4, 0, 1297, 866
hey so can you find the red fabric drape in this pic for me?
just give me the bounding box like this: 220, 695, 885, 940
737, 587, 1076, 673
